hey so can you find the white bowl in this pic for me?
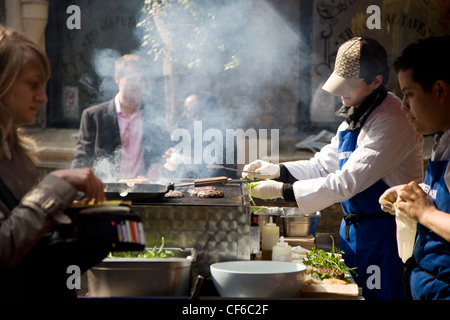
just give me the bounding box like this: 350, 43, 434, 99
210, 260, 306, 298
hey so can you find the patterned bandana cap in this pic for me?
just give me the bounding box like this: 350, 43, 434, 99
322, 37, 365, 96
334, 38, 361, 79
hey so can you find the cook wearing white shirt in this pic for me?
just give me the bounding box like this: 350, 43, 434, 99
281, 90, 423, 214
244, 37, 424, 300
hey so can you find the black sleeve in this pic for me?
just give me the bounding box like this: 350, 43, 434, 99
282, 183, 295, 201
71, 109, 95, 169
277, 164, 298, 183
277, 164, 296, 201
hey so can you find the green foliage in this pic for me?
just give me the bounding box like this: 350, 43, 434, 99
137, 0, 239, 70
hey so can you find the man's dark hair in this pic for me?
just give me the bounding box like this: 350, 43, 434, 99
393, 36, 450, 92
360, 37, 390, 86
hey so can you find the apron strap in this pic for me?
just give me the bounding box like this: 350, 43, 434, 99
343, 213, 393, 240
403, 257, 416, 300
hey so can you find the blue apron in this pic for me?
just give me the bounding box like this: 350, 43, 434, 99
409, 160, 450, 299
338, 107, 405, 300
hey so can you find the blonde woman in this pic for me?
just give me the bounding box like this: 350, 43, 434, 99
0, 25, 107, 300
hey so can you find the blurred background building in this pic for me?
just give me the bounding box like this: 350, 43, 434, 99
1, 0, 448, 175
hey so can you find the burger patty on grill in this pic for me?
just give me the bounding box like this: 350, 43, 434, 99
187, 186, 224, 198
197, 189, 225, 198
164, 190, 184, 198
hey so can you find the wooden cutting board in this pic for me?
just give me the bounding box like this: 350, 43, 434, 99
300, 282, 360, 299
284, 235, 316, 250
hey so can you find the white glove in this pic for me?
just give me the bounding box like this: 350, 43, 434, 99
379, 184, 416, 263
242, 160, 280, 180
379, 185, 404, 215
250, 180, 284, 200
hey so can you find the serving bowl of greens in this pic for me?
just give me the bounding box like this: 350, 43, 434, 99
87, 242, 196, 297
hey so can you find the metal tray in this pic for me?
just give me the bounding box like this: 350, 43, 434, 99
87, 248, 196, 297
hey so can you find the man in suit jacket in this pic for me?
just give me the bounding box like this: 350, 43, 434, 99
72, 54, 171, 181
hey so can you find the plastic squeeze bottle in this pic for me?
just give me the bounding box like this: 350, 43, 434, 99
261, 217, 279, 260
250, 212, 260, 257
272, 236, 292, 262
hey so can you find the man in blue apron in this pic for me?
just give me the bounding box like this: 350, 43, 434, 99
243, 37, 424, 299
381, 36, 450, 299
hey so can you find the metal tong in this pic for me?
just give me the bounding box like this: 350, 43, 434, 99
206, 164, 259, 175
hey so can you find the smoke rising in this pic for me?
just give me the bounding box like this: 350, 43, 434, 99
86, 0, 305, 180
91, 48, 122, 102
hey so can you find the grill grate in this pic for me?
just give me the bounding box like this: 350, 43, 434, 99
137, 182, 248, 206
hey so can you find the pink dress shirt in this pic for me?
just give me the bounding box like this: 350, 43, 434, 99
115, 95, 144, 178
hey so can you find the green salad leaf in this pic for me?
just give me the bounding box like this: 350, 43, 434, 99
302, 236, 357, 282
108, 237, 174, 259
247, 182, 258, 207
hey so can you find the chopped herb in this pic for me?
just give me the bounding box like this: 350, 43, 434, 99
108, 237, 174, 259
302, 236, 357, 282
247, 182, 258, 206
